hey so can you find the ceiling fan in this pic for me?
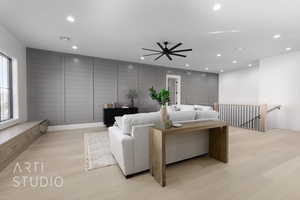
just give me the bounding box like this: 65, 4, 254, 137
142, 41, 192, 61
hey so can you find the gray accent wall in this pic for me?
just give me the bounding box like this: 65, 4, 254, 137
27, 48, 219, 125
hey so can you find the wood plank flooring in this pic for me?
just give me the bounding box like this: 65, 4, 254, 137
0, 127, 300, 200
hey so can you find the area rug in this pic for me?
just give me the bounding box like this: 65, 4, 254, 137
84, 131, 116, 171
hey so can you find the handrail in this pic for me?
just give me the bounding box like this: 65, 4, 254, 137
213, 104, 282, 132
239, 105, 281, 127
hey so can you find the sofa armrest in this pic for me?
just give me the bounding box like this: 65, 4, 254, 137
131, 124, 154, 171
108, 126, 134, 175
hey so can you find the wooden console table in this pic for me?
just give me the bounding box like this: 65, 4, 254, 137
149, 120, 228, 187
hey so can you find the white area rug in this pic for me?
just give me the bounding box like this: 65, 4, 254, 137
84, 131, 116, 171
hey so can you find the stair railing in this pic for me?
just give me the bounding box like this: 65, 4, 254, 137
213, 104, 281, 132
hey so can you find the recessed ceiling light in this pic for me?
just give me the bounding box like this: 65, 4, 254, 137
66, 16, 75, 23
248, 64, 252, 67
140, 56, 145, 60
220, 69, 224, 73
213, 3, 221, 11
72, 45, 78, 50
285, 47, 292, 51
217, 54, 221, 57
238, 47, 243, 51
59, 36, 71, 41
185, 63, 190, 67
232, 60, 237, 64
205, 67, 209, 71
273, 34, 281, 39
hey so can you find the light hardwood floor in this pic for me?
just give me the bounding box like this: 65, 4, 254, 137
0, 127, 300, 200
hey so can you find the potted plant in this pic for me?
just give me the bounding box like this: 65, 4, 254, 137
149, 86, 172, 128
126, 89, 138, 107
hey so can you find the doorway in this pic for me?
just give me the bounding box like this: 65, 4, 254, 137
166, 74, 181, 105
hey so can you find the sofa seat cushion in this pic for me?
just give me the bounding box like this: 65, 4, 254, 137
169, 111, 196, 122
121, 112, 160, 135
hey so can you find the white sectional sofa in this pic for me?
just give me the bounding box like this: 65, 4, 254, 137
108, 105, 218, 177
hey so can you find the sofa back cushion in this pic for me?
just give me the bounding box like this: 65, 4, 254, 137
179, 105, 195, 111
169, 111, 196, 122
121, 112, 160, 135
195, 111, 219, 120
194, 105, 213, 111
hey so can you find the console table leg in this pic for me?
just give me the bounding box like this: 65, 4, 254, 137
209, 126, 228, 163
149, 128, 166, 187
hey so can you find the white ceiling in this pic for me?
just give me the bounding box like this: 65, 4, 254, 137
1, 0, 300, 73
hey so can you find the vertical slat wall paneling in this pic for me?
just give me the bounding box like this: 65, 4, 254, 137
138, 65, 165, 112
117, 63, 138, 106
207, 74, 219, 105
27, 48, 219, 125
64, 55, 94, 123
181, 71, 208, 105
94, 59, 118, 122
28, 50, 65, 125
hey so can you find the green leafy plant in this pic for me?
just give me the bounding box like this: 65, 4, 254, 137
126, 89, 138, 107
149, 87, 170, 106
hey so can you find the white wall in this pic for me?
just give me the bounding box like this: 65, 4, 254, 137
219, 52, 300, 131
259, 52, 300, 131
0, 24, 27, 124
219, 66, 259, 104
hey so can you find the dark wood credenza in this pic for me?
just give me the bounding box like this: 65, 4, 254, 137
103, 107, 138, 127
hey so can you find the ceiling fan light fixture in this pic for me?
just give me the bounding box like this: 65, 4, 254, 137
142, 41, 192, 61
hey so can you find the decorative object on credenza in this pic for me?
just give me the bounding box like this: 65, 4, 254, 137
126, 89, 138, 107
149, 86, 172, 129
104, 103, 114, 108
142, 41, 192, 61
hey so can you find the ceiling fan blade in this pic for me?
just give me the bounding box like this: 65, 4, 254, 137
166, 54, 172, 61
172, 49, 192, 53
142, 48, 161, 53
169, 43, 182, 51
155, 53, 164, 60
170, 53, 186, 57
156, 42, 165, 51
143, 53, 162, 56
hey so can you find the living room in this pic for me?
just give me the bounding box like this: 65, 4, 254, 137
1, 0, 300, 199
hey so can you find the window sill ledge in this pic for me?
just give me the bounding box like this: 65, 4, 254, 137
0, 119, 19, 131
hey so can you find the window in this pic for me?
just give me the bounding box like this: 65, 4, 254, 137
0, 53, 13, 122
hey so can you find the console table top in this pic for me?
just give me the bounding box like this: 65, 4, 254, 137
151, 120, 227, 134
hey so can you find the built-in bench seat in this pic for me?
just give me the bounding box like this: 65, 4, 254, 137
0, 120, 48, 171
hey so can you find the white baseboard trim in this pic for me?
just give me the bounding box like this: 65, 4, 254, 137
48, 122, 105, 132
